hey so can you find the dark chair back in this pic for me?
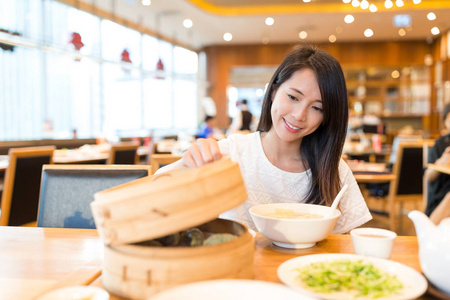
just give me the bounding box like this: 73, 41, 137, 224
107, 142, 139, 164
387, 141, 426, 231
37, 164, 150, 228
0, 146, 55, 226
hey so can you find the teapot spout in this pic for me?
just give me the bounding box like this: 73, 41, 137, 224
408, 210, 437, 240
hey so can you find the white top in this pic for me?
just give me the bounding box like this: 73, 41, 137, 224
218, 132, 372, 234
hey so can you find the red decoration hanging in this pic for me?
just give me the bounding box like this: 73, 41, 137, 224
121, 49, 132, 63
69, 32, 84, 51
156, 58, 164, 71
155, 58, 165, 79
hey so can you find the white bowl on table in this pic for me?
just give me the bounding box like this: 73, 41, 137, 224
249, 203, 341, 249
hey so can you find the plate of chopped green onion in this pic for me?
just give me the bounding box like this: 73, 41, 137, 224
277, 253, 427, 300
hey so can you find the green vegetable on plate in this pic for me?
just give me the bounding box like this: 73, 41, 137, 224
296, 259, 403, 299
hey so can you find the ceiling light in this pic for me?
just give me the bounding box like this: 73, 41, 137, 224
344, 15, 355, 24
364, 28, 374, 37
413, 0, 421, 3
391, 70, 400, 79
431, 27, 440, 35
329, 35, 337, 43
385, 0, 393, 9
360, 0, 369, 9
265, 17, 274, 26
223, 32, 233, 41
427, 12, 437, 21
396, 0, 404, 7
398, 28, 406, 36
183, 19, 193, 29
141, 0, 151, 5
369, 4, 377, 12
299, 31, 308, 39
352, 0, 360, 7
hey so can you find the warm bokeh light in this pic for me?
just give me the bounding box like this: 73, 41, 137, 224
262, 36, 270, 44
360, 0, 369, 9
391, 70, 400, 79
352, 0, 360, 7
265, 17, 274, 26
299, 31, 308, 39
427, 12, 436, 21
223, 32, 233, 41
343, 0, 351, 3
385, 0, 393, 9
141, 0, 151, 5
364, 28, 374, 37
396, 0, 404, 7
329, 35, 337, 43
369, 4, 378, 12
183, 19, 193, 29
413, 0, 421, 3
398, 28, 406, 36
344, 15, 355, 24
431, 27, 440, 35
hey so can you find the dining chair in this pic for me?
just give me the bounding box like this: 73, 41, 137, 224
0, 146, 56, 226
150, 154, 182, 174
37, 164, 150, 228
387, 141, 427, 232
107, 142, 140, 164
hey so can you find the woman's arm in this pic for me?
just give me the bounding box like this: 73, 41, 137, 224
426, 146, 450, 183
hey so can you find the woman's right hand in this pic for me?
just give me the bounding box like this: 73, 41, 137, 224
181, 138, 223, 168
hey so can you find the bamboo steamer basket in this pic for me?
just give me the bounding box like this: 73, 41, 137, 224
90, 157, 255, 300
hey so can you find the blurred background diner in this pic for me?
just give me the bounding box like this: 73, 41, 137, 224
1, 0, 450, 235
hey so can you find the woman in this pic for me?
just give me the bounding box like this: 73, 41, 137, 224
425, 103, 450, 222
158, 45, 372, 233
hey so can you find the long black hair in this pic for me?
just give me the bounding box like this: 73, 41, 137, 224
257, 44, 348, 206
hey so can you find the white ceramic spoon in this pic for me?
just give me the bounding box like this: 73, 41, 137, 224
326, 184, 348, 218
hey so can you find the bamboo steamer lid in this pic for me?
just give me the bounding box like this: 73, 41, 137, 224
91, 157, 248, 246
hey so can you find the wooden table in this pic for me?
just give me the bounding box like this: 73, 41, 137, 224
0, 227, 103, 299
0, 226, 438, 300
428, 163, 450, 175
354, 172, 396, 183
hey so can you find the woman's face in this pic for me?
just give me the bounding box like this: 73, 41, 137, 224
270, 68, 324, 144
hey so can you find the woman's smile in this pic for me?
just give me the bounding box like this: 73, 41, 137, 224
283, 117, 301, 133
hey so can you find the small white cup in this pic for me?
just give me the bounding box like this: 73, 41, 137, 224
350, 227, 397, 259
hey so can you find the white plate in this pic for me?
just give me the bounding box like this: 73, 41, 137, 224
150, 279, 317, 300
36, 286, 109, 300
277, 253, 427, 300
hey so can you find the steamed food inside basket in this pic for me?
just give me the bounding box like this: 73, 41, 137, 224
133, 219, 243, 247
263, 208, 323, 220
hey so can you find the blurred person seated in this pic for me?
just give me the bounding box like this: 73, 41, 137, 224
197, 115, 216, 139
228, 99, 256, 134
425, 104, 450, 217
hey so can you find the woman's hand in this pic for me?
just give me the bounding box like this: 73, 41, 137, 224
181, 138, 222, 168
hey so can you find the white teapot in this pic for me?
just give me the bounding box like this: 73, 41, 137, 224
408, 210, 450, 295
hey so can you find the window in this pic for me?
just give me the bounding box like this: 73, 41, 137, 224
0, 0, 199, 141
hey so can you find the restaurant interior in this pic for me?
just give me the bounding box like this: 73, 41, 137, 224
1, 0, 450, 299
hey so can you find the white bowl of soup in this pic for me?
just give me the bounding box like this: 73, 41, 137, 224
249, 203, 341, 249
